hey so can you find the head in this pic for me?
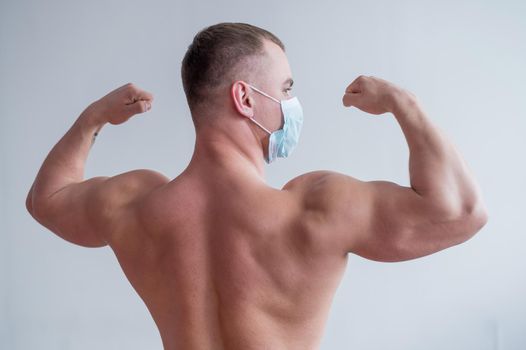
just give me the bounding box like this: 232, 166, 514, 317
181, 23, 297, 164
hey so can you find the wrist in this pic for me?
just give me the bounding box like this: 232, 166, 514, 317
79, 103, 108, 128
390, 90, 420, 116
76, 105, 107, 140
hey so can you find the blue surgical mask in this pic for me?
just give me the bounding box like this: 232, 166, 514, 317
247, 84, 304, 164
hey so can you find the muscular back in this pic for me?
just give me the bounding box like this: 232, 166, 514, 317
108, 169, 348, 350
27, 76, 488, 350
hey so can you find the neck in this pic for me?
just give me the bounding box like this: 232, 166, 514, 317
186, 119, 267, 181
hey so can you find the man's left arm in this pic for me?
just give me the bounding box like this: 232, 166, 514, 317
26, 83, 169, 247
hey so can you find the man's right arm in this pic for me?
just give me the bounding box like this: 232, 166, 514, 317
285, 76, 488, 262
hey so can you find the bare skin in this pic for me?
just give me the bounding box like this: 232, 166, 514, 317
26, 40, 488, 349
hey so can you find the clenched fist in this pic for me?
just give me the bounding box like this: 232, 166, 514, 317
86, 83, 154, 125
342, 75, 415, 115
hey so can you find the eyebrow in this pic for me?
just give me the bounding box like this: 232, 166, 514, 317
283, 78, 294, 87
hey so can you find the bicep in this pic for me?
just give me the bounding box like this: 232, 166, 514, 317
305, 172, 479, 262
31, 169, 169, 248
346, 179, 464, 262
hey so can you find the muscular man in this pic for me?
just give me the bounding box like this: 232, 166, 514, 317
26, 23, 488, 349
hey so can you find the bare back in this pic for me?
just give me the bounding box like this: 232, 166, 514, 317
26, 47, 488, 350
107, 169, 348, 350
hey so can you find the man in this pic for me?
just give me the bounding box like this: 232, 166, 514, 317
26, 22, 488, 349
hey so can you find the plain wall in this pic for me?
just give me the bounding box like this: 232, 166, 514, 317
1, 0, 525, 349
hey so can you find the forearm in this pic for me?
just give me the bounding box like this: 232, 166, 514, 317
29, 106, 107, 203
392, 94, 487, 217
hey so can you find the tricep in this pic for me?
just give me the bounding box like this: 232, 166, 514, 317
301, 172, 488, 262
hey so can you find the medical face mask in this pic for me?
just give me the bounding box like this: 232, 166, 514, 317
247, 84, 304, 164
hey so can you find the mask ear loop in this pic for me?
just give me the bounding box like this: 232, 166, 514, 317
248, 84, 281, 103
249, 117, 272, 135
246, 84, 281, 135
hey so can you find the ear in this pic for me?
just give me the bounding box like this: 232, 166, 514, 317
231, 81, 254, 119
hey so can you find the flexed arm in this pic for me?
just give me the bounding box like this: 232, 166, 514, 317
343, 76, 487, 216
285, 76, 488, 261
25, 83, 167, 247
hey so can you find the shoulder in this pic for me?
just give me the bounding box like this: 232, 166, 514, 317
282, 170, 334, 192
100, 169, 170, 199
92, 169, 171, 221
93, 169, 170, 242
109, 168, 170, 184
281, 171, 367, 254
282, 170, 363, 211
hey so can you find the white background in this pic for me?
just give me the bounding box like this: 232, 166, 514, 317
1, 0, 525, 349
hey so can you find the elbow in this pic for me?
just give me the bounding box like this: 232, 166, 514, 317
26, 190, 51, 221
25, 189, 35, 216
466, 197, 489, 227
25, 182, 42, 217
459, 201, 489, 241
471, 206, 489, 233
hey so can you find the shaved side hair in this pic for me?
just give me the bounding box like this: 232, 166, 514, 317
181, 22, 284, 121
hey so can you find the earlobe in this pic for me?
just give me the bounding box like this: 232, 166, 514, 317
231, 81, 254, 119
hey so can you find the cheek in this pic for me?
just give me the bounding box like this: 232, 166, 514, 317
269, 104, 283, 130
257, 103, 281, 129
